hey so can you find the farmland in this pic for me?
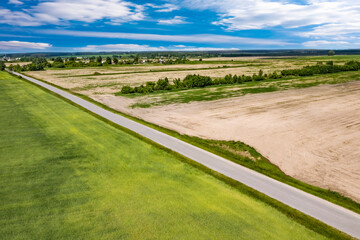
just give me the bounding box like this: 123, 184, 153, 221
22, 56, 360, 206
24, 55, 360, 206
26, 57, 313, 95
0, 71, 339, 239
23, 56, 360, 209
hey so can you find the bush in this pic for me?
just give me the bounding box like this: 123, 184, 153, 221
87, 62, 102, 67
155, 77, 170, 90
64, 61, 85, 68
52, 62, 65, 68
120, 85, 134, 94
183, 74, 212, 88
53, 57, 63, 63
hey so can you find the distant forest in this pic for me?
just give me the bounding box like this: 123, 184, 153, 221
3, 49, 360, 58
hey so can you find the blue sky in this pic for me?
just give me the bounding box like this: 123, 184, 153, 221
1, 0, 360, 53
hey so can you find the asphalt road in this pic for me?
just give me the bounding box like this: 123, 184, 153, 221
8, 70, 360, 239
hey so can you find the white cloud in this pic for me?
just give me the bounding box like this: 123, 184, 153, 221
8, 0, 23, 4
171, 0, 360, 48
0, 0, 145, 26
39, 29, 290, 46
173, 45, 188, 48
74, 43, 239, 52
158, 16, 188, 25
0, 41, 51, 50
75, 44, 167, 52
177, 0, 360, 36
302, 40, 348, 47
298, 23, 360, 38
0, 9, 41, 26
146, 3, 179, 12
170, 47, 239, 51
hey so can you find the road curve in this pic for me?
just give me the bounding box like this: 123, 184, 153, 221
8, 70, 360, 239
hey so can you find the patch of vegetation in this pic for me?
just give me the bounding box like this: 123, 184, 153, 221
118, 60, 360, 95
1, 71, 344, 239
0, 61, 5, 71
128, 71, 360, 107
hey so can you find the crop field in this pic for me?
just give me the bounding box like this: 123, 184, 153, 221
1, 71, 341, 239
23, 55, 360, 205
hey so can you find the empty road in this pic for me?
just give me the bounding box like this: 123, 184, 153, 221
8, 70, 360, 239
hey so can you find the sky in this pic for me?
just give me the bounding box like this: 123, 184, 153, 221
1, 0, 360, 53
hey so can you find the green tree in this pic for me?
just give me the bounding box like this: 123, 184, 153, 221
134, 55, 139, 64
53, 57, 63, 63
0, 61, 5, 71
328, 50, 335, 56
105, 57, 112, 65
113, 57, 118, 64
96, 56, 102, 63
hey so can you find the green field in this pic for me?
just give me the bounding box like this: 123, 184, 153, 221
0, 71, 342, 239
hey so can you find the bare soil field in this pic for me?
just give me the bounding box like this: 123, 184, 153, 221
92, 81, 360, 202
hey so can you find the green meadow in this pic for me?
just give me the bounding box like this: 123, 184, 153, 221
0, 71, 341, 239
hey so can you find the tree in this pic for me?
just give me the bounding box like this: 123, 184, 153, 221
134, 54, 139, 63
328, 50, 335, 56
96, 56, 102, 63
53, 57, 63, 63
0, 61, 5, 71
113, 57, 119, 64
258, 69, 263, 77
105, 57, 112, 65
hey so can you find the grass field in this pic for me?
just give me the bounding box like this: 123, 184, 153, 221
0, 71, 342, 239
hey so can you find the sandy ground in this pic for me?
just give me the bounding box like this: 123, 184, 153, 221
92, 81, 360, 202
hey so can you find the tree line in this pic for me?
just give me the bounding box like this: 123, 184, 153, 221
119, 60, 360, 94
6, 55, 190, 72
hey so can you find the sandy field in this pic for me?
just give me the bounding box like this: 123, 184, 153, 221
92, 81, 360, 202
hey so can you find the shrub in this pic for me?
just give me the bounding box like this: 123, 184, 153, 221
120, 85, 134, 94
52, 62, 65, 68
87, 62, 102, 67
173, 78, 183, 88
155, 77, 170, 90
183, 74, 212, 88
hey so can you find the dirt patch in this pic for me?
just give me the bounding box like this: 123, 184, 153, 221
92, 81, 360, 202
